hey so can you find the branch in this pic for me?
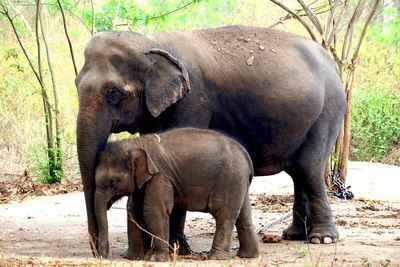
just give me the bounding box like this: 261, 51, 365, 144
149, 0, 196, 20
341, 0, 367, 62
352, 0, 381, 62
90, 0, 94, 35
327, 0, 349, 48
57, 0, 78, 76
269, 0, 318, 42
0, 4, 43, 89
64, 7, 92, 35
35, 0, 43, 82
297, 0, 324, 35
269, 3, 334, 28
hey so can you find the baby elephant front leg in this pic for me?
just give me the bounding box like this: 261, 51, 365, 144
143, 178, 174, 261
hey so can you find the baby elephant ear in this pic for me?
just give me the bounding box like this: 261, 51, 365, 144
131, 149, 159, 189
144, 49, 191, 117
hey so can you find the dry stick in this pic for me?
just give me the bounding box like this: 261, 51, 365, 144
269, 0, 317, 42
57, 0, 78, 76
303, 216, 315, 267
331, 240, 339, 267
128, 214, 179, 261
88, 234, 101, 259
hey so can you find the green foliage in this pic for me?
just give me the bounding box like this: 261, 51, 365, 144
32, 146, 64, 184
361, 256, 371, 267
380, 258, 391, 267
369, 7, 400, 46
298, 247, 307, 258
351, 86, 400, 162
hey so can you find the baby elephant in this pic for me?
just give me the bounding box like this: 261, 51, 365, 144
94, 127, 259, 261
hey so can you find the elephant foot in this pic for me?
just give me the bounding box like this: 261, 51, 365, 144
282, 223, 308, 240
169, 235, 193, 255
308, 223, 339, 244
122, 248, 144, 260
147, 252, 171, 262
208, 250, 231, 260
237, 247, 259, 258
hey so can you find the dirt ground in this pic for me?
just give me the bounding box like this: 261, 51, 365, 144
1, 161, 399, 266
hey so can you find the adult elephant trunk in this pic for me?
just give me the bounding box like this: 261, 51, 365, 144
94, 190, 110, 258
77, 110, 111, 253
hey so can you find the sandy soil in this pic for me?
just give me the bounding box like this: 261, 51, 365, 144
1, 162, 399, 266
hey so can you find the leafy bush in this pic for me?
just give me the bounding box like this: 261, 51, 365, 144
351, 86, 400, 162
32, 146, 64, 184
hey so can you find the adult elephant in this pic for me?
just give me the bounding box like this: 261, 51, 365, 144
75, 25, 345, 253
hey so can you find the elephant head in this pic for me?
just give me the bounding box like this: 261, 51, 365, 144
75, 32, 190, 249
94, 141, 159, 258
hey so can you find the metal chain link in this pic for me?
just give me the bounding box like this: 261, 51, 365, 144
330, 173, 354, 200
258, 211, 292, 233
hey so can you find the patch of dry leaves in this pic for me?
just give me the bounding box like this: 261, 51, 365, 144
0, 170, 82, 204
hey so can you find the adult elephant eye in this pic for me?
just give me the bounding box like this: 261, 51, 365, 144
106, 87, 125, 106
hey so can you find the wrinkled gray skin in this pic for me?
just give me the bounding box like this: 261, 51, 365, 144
76, 25, 345, 252
94, 128, 259, 261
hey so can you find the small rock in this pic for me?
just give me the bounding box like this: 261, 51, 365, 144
250, 50, 254, 54
217, 48, 221, 51
244, 37, 251, 42
259, 45, 265, 50
238, 36, 244, 40
246, 55, 255, 66
262, 234, 281, 243
271, 48, 277, 53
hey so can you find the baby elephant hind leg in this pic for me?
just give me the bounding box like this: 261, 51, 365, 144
208, 218, 235, 260
235, 193, 260, 258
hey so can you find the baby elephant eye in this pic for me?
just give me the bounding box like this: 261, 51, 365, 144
106, 87, 125, 105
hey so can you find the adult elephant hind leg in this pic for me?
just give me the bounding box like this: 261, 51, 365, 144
285, 118, 340, 244
235, 193, 259, 258
282, 175, 312, 240
169, 207, 192, 255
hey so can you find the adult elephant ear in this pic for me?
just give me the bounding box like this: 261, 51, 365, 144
144, 49, 191, 117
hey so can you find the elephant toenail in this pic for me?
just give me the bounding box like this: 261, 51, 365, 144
323, 237, 333, 244
310, 237, 321, 244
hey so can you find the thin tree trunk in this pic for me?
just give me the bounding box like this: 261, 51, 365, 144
57, 0, 78, 76
36, 0, 56, 179
40, 10, 63, 176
